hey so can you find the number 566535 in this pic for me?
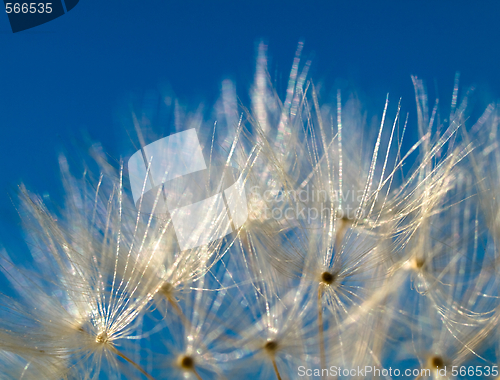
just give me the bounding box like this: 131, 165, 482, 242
5, 3, 52, 14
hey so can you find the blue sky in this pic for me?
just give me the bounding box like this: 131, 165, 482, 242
0, 1, 499, 250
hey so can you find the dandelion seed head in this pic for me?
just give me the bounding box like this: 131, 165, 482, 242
403, 256, 426, 272
320, 271, 335, 285
428, 355, 445, 369
158, 282, 174, 297
95, 331, 109, 344
263, 340, 279, 354
177, 354, 195, 370
408, 256, 426, 271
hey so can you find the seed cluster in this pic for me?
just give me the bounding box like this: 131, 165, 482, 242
0, 46, 498, 380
